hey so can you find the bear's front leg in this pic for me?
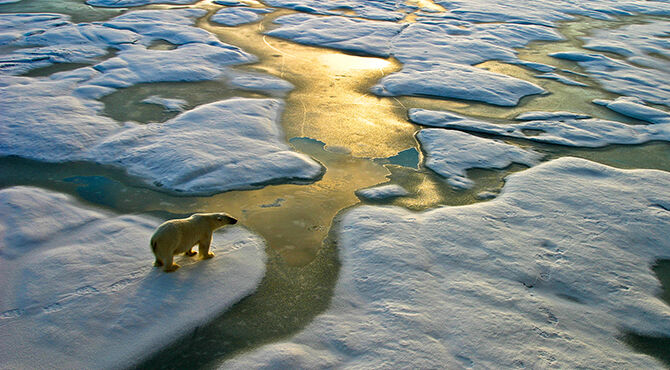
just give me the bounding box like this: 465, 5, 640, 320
184, 248, 197, 257
198, 234, 215, 259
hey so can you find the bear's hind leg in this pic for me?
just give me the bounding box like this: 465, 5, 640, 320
153, 258, 164, 267
162, 254, 180, 273
184, 248, 197, 257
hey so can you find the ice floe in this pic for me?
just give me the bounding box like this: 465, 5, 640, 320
594, 96, 670, 124
210, 7, 272, 27
87, 98, 324, 194
582, 20, 670, 62
534, 72, 588, 87
262, 0, 407, 21
85, 43, 255, 89
515, 111, 591, 121
0, 9, 254, 76
0, 76, 120, 162
223, 157, 670, 368
355, 184, 409, 201
372, 61, 545, 106
409, 108, 670, 148
141, 95, 188, 112
86, 0, 197, 7
267, 14, 404, 57
549, 52, 670, 108
433, 0, 670, 26
0, 186, 267, 369
1, 74, 322, 194
226, 70, 294, 94
267, 13, 553, 105
417, 129, 542, 189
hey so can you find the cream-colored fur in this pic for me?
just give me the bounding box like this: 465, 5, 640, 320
150, 213, 237, 272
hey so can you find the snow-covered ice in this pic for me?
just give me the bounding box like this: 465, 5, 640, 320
223, 157, 670, 368
515, 111, 591, 121
582, 20, 670, 62
262, 0, 406, 21
0, 10, 255, 77
534, 72, 588, 86
87, 98, 324, 194
226, 70, 294, 94
549, 52, 670, 107
86, 0, 197, 7
267, 13, 555, 105
267, 14, 404, 58
0, 76, 120, 162
372, 61, 545, 106
85, 43, 255, 88
409, 108, 670, 148
1, 74, 322, 194
211, 7, 272, 27
141, 95, 188, 112
594, 97, 670, 124
355, 184, 409, 201
417, 129, 542, 189
0, 186, 267, 369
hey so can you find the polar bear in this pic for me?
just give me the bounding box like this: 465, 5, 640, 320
150, 213, 238, 272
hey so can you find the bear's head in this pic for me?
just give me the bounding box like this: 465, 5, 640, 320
195, 212, 238, 229
215, 213, 238, 226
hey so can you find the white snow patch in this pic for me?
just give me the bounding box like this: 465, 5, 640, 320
267, 14, 404, 57
535, 72, 588, 86
550, 52, 670, 108
594, 96, 670, 124
355, 184, 409, 201
0, 186, 267, 369
227, 71, 294, 94
410, 108, 670, 148
373, 61, 545, 106
141, 95, 188, 112
86, 43, 255, 89
211, 7, 271, 27
87, 98, 324, 194
262, 0, 406, 21
0, 76, 121, 162
223, 157, 670, 369
86, 0, 197, 7
417, 128, 543, 189
515, 111, 591, 121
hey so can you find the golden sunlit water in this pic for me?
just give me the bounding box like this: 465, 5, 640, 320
1, 0, 670, 368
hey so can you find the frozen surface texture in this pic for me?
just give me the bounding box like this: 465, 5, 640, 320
87, 98, 324, 194
594, 97, 670, 124
211, 7, 271, 27
263, 1, 670, 106
262, 0, 406, 21
267, 14, 404, 57
0, 9, 255, 77
515, 111, 591, 121
223, 157, 670, 369
0, 9, 318, 195
550, 52, 670, 107
417, 129, 542, 189
0, 76, 120, 162
409, 108, 670, 148
355, 184, 409, 201
0, 186, 267, 369
141, 95, 188, 112
371, 61, 545, 106
86, 0, 197, 7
